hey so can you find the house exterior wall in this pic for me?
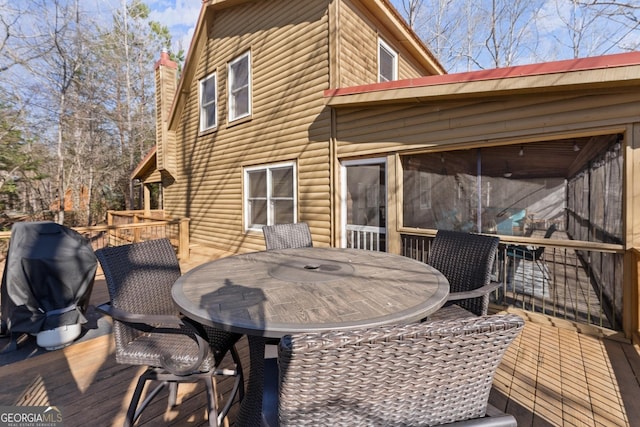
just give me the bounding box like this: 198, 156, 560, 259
335, 0, 431, 87
162, 0, 438, 254
331, 89, 640, 244
152, 1, 640, 338
330, 87, 640, 338
164, 0, 333, 253
332, 90, 640, 157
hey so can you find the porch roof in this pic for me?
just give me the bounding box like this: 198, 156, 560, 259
325, 51, 640, 106
131, 146, 157, 182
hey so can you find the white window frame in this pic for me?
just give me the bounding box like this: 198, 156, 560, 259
244, 161, 297, 231
228, 51, 252, 122
378, 38, 398, 83
199, 72, 217, 132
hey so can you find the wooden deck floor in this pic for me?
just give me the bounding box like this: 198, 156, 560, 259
491, 309, 640, 426
1, 248, 639, 426
1, 308, 639, 426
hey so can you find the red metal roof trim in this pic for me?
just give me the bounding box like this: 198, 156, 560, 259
324, 51, 640, 98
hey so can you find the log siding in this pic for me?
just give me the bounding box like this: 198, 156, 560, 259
160, 0, 436, 253
164, 0, 333, 253
333, 90, 640, 157
337, 0, 431, 88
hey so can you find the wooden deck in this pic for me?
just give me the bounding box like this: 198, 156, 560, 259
497, 227, 620, 332
1, 248, 639, 426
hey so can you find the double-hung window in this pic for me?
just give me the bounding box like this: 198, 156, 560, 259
199, 72, 217, 132
245, 162, 296, 231
228, 51, 251, 122
378, 38, 398, 82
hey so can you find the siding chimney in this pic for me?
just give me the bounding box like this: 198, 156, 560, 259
155, 49, 178, 177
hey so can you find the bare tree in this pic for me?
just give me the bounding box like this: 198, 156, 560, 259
483, 0, 543, 68
0, 0, 172, 225
399, 0, 426, 28
0, 1, 52, 74
393, 0, 640, 72
99, 0, 170, 210
24, 0, 93, 224
397, 0, 542, 70
398, 0, 469, 70
547, 0, 640, 58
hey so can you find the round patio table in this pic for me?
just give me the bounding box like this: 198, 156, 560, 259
172, 247, 449, 426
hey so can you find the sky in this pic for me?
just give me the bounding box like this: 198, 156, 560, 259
97, 0, 638, 72
134, 0, 409, 59
145, 0, 406, 56
145, 0, 201, 53
88, 0, 201, 54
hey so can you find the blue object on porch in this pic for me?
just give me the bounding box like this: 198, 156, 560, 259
496, 209, 526, 235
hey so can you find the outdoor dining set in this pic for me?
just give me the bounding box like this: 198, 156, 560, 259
1, 221, 524, 426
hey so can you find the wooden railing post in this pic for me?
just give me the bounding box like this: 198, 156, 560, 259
107, 211, 114, 246
178, 218, 190, 261
628, 248, 640, 346
133, 214, 141, 242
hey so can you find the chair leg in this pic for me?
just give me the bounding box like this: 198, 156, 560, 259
126, 370, 169, 426
205, 375, 220, 427
230, 344, 244, 402
125, 374, 147, 426
125, 356, 244, 427
214, 344, 245, 425
168, 382, 178, 408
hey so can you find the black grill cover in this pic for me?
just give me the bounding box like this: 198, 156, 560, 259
1, 221, 97, 335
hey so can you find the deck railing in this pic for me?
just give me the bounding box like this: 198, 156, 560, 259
345, 224, 385, 251
0, 210, 190, 262
1, 216, 630, 334
401, 231, 625, 331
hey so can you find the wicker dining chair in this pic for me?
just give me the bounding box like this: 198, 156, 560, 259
95, 239, 243, 427
276, 314, 524, 426
428, 230, 501, 317
262, 222, 313, 250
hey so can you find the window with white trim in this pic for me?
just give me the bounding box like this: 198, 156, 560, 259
378, 38, 397, 82
199, 72, 217, 132
244, 162, 296, 230
228, 51, 251, 122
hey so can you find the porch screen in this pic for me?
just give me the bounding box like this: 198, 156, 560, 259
402, 137, 621, 238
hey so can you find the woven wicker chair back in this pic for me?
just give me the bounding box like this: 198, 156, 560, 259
95, 238, 181, 360
278, 314, 523, 426
262, 222, 313, 250
428, 230, 499, 315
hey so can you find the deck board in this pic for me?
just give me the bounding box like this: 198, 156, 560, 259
1, 311, 639, 426
1, 247, 638, 426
